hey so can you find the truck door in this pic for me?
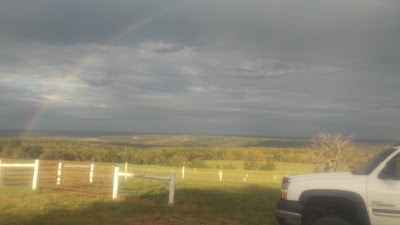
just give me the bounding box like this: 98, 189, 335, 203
367, 153, 400, 225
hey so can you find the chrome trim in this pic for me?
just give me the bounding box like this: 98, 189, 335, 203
373, 209, 400, 217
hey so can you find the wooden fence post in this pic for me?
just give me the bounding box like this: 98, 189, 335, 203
219, 170, 222, 181
89, 163, 94, 183
182, 166, 185, 179
32, 159, 39, 190
57, 162, 63, 185
0, 159, 3, 185
112, 167, 119, 199
168, 173, 176, 207
125, 162, 128, 181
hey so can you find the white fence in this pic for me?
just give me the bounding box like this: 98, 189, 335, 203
0, 159, 176, 206
179, 165, 286, 182
54, 162, 96, 185
118, 170, 176, 206
0, 159, 39, 190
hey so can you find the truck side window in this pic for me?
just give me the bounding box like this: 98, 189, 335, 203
383, 154, 400, 180
395, 157, 400, 180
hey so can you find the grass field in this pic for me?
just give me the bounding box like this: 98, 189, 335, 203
0, 161, 314, 225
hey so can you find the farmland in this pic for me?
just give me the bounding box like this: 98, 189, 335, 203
0, 134, 393, 225
0, 161, 311, 225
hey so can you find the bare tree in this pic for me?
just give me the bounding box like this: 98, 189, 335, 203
308, 132, 353, 172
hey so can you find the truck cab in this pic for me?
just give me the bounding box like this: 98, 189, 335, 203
276, 146, 400, 225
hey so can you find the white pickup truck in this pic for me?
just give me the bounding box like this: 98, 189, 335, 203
276, 146, 400, 225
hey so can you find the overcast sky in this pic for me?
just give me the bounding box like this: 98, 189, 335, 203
1, 0, 399, 139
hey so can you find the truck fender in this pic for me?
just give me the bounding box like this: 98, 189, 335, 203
299, 189, 370, 225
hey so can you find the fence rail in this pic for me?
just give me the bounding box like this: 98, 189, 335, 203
0, 159, 39, 190
0, 159, 177, 206
118, 171, 176, 206
38, 160, 115, 199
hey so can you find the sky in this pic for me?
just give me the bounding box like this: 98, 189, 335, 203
0, 0, 399, 139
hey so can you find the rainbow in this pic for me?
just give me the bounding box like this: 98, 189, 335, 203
21, 6, 173, 137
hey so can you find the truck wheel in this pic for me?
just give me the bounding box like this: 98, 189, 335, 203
311, 216, 351, 225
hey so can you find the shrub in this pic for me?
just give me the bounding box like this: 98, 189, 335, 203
188, 158, 208, 168
222, 163, 236, 170
169, 155, 186, 167
243, 161, 258, 170
259, 162, 276, 171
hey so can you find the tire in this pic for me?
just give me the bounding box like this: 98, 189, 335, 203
311, 216, 352, 225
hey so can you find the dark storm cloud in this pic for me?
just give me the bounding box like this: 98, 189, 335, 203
0, 0, 176, 43
1, 0, 400, 139
80, 75, 115, 88
153, 45, 186, 55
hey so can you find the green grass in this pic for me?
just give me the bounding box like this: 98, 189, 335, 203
0, 161, 315, 225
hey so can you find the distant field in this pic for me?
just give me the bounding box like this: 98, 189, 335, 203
0, 161, 315, 225
79, 134, 312, 148
1, 129, 396, 149
83, 134, 393, 149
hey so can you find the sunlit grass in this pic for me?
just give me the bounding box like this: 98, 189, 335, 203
0, 162, 315, 225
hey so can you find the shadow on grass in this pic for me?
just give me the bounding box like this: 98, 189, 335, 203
2, 185, 280, 225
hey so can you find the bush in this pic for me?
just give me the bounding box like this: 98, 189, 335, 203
243, 161, 259, 170
222, 163, 236, 170
169, 155, 186, 167
188, 158, 208, 168
259, 162, 276, 171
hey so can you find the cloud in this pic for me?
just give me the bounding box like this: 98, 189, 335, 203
0, 0, 399, 139
0, 0, 176, 43
80, 74, 115, 88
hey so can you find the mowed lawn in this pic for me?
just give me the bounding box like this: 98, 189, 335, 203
0, 162, 314, 225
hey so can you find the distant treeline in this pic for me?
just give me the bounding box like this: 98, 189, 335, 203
0, 138, 377, 170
